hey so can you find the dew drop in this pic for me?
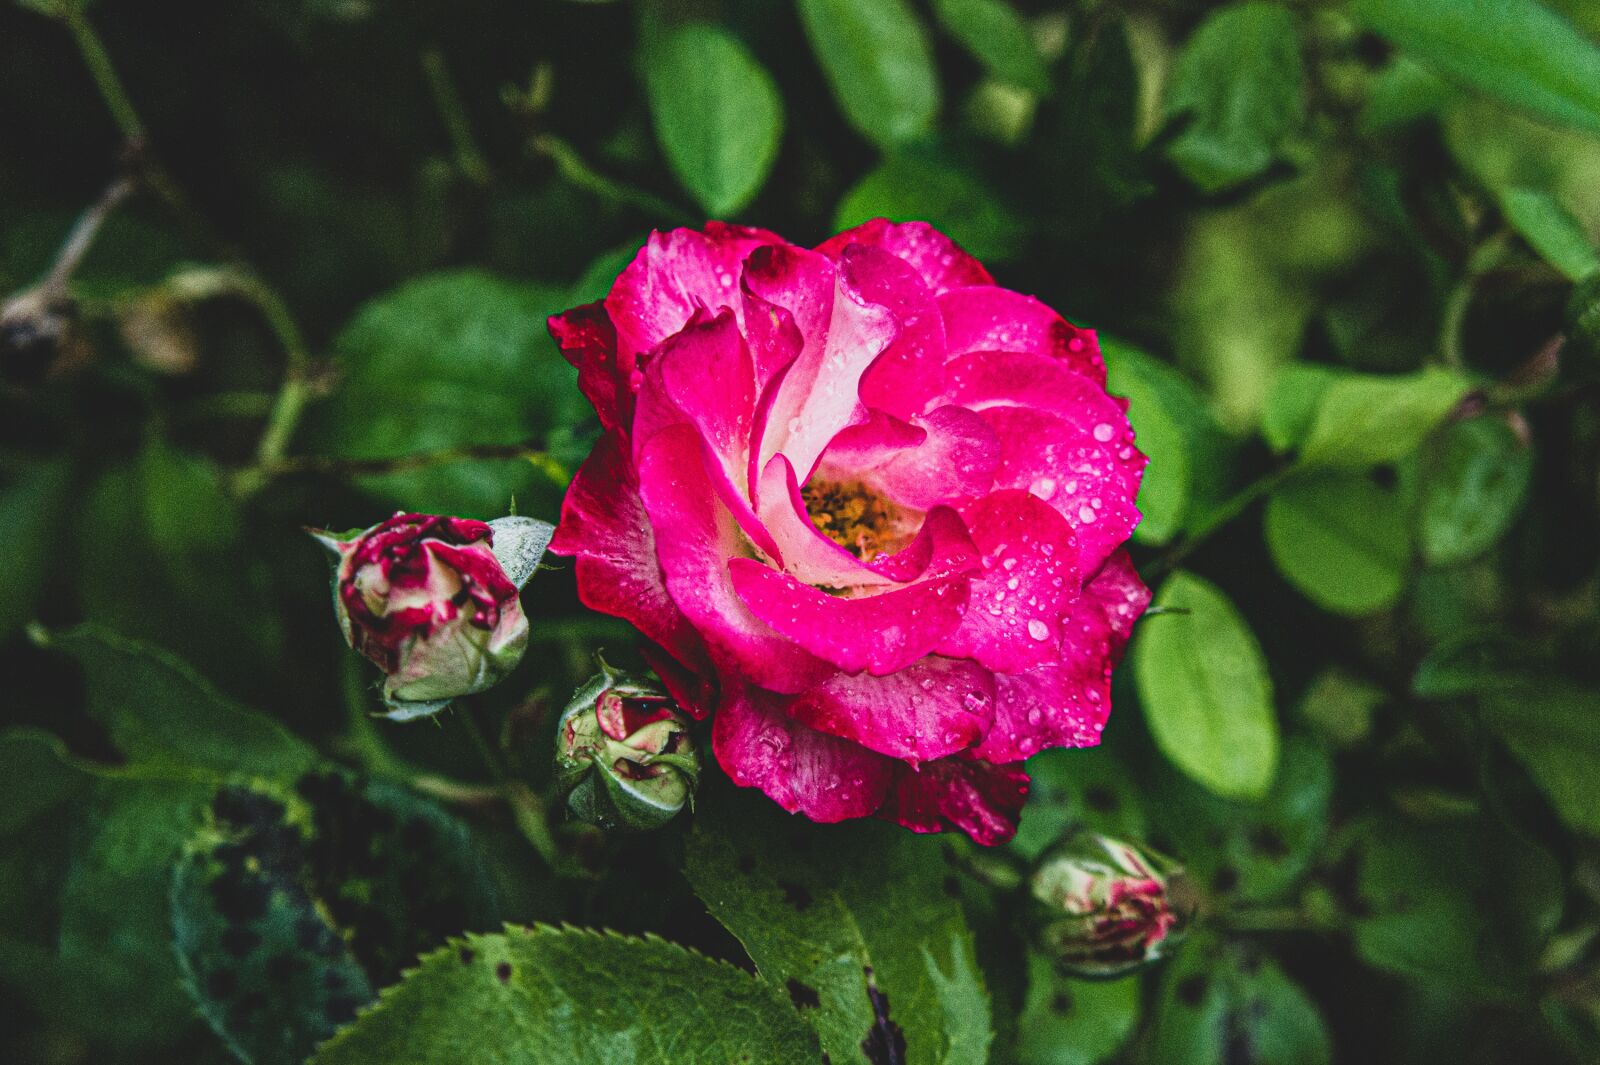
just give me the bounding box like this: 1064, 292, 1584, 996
1027, 619, 1050, 641
1093, 423, 1114, 443
1078, 505, 1097, 524
1029, 476, 1057, 500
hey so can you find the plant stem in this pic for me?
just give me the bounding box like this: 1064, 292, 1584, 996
422, 48, 492, 186
457, 702, 562, 867
40, 176, 134, 293
531, 134, 697, 226
1147, 463, 1301, 580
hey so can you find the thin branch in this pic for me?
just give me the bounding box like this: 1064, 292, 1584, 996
422, 47, 492, 186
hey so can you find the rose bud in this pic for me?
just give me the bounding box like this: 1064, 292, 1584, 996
1027, 832, 1186, 978
554, 663, 700, 831
312, 513, 551, 715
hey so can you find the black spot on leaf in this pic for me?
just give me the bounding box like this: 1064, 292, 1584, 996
778, 880, 813, 911
1051, 991, 1073, 1015
860, 968, 907, 1065
459, 946, 476, 966
786, 978, 820, 1010
495, 961, 513, 984
1178, 975, 1208, 1007
1084, 785, 1120, 812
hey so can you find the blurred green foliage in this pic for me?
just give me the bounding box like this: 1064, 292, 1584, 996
4, 0, 1600, 1063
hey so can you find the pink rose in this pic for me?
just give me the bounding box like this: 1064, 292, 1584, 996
326, 513, 530, 705
549, 220, 1148, 844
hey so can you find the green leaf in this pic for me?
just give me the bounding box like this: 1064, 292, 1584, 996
1297, 668, 1385, 747
1150, 935, 1331, 1065
1264, 472, 1411, 616
835, 154, 1023, 262
0, 729, 85, 835
1010, 747, 1147, 864
310, 925, 823, 1065
684, 792, 991, 1065
1480, 680, 1600, 835
1417, 416, 1534, 566
1132, 572, 1279, 801
1411, 631, 1538, 699
1354, 0, 1600, 137
37, 624, 315, 779
1163, 2, 1305, 193
1357, 57, 1457, 133
1261, 363, 1342, 453
1500, 185, 1600, 281
1350, 815, 1562, 991
0, 458, 71, 639
1297, 367, 1472, 469
140, 440, 243, 554
931, 0, 1050, 95
1016, 953, 1138, 1065
1151, 735, 1333, 905
798, 0, 941, 149
309, 270, 581, 518
1103, 339, 1233, 545
173, 773, 498, 1065
642, 24, 784, 215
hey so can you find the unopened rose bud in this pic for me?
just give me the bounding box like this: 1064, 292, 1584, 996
554, 663, 700, 831
312, 512, 552, 715
1028, 832, 1185, 978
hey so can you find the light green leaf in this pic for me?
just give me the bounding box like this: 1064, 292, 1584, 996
309, 270, 581, 518
931, 0, 1050, 95
684, 793, 990, 1065
1150, 935, 1331, 1065
1133, 572, 1279, 800
1103, 339, 1233, 545
1264, 472, 1410, 616
643, 24, 784, 215
1354, 0, 1600, 137
310, 926, 823, 1065
1297, 668, 1385, 747
1016, 953, 1139, 1065
798, 0, 941, 149
1357, 57, 1457, 133
1163, 2, 1305, 192
1500, 185, 1600, 281
1298, 367, 1472, 469
1418, 416, 1534, 565
1261, 363, 1342, 453
835, 155, 1023, 261
0, 459, 71, 638
36, 624, 315, 779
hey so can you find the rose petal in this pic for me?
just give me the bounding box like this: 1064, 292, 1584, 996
637, 424, 830, 694
940, 286, 1105, 384
820, 404, 1000, 512
788, 656, 996, 765
548, 302, 628, 433
879, 756, 1029, 846
837, 244, 949, 419
815, 218, 994, 295
712, 682, 894, 822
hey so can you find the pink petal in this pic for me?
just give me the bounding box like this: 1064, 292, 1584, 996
940, 286, 1105, 384
712, 682, 894, 822
815, 218, 994, 295
970, 550, 1150, 763
938, 490, 1085, 673
754, 453, 900, 590
550, 432, 709, 674
637, 424, 830, 694
739, 243, 838, 392
945, 351, 1145, 571
836, 244, 949, 420
787, 656, 996, 765
879, 756, 1030, 845
639, 641, 717, 721
548, 303, 629, 434
606, 225, 784, 363
819, 405, 1000, 512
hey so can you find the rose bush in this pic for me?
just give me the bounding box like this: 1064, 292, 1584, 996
550, 220, 1149, 844
325, 512, 529, 703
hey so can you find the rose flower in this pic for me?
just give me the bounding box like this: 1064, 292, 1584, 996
549, 220, 1148, 844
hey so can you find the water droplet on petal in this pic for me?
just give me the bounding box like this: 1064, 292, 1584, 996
1093, 423, 1114, 443
1027, 619, 1050, 641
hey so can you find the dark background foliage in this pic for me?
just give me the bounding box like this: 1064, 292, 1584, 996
4, 0, 1600, 1062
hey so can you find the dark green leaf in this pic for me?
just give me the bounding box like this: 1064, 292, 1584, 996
643, 24, 784, 215
310, 926, 824, 1065
1264, 471, 1411, 616
1016, 953, 1138, 1065
0, 729, 85, 835
309, 270, 581, 518
1354, 0, 1600, 137
684, 793, 991, 1065
1298, 367, 1472, 469
1150, 935, 1331, 1065
1010, 747, 1147, 864
798, 0, 941, 149
0, 458, 71, 638
835, 154, 1023, 261
1480, 680, 1600, 835
37, 624, 315, 779
1133, 572, 1279, 800
1163, 2, 1305, 193
1151, 735, 1333, 905
931, 0, 1050, 95
1418, 416, 1534, 566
